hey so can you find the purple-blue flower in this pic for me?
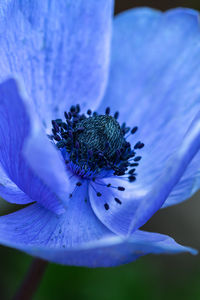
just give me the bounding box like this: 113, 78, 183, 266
0, 1, 199, 267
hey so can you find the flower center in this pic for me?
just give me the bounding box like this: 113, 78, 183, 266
74, 115, 125, 162
50, 105, 144, 180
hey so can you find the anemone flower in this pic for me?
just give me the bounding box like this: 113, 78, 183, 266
0, 1, 199, 268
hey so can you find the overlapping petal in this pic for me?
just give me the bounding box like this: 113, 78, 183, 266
99, 7, 200, 209
0, 79, 71, 214
0, 202, 195, 267
90, 112, 200, 236
0, 165, 32, 204
0, 0, 113, 128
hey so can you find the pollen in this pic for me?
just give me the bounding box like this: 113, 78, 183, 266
50, 105, 144, 182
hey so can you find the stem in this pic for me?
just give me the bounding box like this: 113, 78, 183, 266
13, 258, 48, 300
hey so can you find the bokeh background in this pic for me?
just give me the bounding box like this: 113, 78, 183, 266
1, 1, 200, 299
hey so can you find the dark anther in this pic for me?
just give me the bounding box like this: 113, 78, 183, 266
114, 111, 119, 119
131, 127, 138, 134
55, 119, 62, 125
53, 134, 61, 141
76, 104, 80, 113
123, 127, 130, 135
104, 203, 109, 210
52, 120, 59, 132
129, 151, 135, 158
87, 109, 92, 115
70, 105, 76, 113
130, 163, 139, 167
134, 156, 142, 162
68, 112, 72, 119
64, 111, 69, 119
62, 123, 68, 130
107, 183, 111, 187
69, 193, 72, 198
121, 122, 126, 129
128, 168, 135, 174
129, 175, 136, 182
97, 192, 102, 197
114, 197, 122, 204
118, 186, 125, 191
105, 107, 110, 115
76, 182, 82, 187
80, 114, 86, 120
67, 119, 73, 127
134, 141, 144, 149
125, 142, 131, 148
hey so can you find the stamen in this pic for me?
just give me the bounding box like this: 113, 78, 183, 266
51, 104, 144, 201
105, 107, 110, 115
114, 197, 122, 205
131, 126, 138, 134
76, 104, 80, 113
104, 203, 109, 210
128, 169, 136, 175
129, 175, 136, 182
130, 163, 139, 167
134, 141, 144, 149
87, 109, 92, 115
70, 105, 76, 113
117, 186, 125, 191
134, 156, 142, 162
114, 111, 119, 119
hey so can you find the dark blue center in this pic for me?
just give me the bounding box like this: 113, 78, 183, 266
51, 105, 144, 181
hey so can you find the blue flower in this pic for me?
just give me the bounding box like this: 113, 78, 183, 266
0, 1, 199, 267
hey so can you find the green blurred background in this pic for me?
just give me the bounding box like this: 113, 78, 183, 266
1, 1, 200, 299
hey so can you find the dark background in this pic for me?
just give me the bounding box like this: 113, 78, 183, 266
1, 1, 200, 299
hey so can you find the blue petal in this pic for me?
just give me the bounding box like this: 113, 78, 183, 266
0, 0, 114, 128
0, 200, 195, 267
0, 164, 32, 204
89, 112, 200, 236
99, 8, 200, 209
0, 79, 72, 214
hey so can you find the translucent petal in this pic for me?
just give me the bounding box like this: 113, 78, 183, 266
99, 7, 200, 209
0, 164, 32, 204
0, 79, 71, 214
89, 112, 200, 235
0, 0, 114, 128
0, 202, 195, 267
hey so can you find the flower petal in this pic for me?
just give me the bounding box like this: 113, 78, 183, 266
0, 0, 114, 127
0, 202, 195, 267
0, 79, 71, 214
0, 164, 32, 204
99, 8, 200, 209
89, 112, 200, 236
128, 112, 200, 234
